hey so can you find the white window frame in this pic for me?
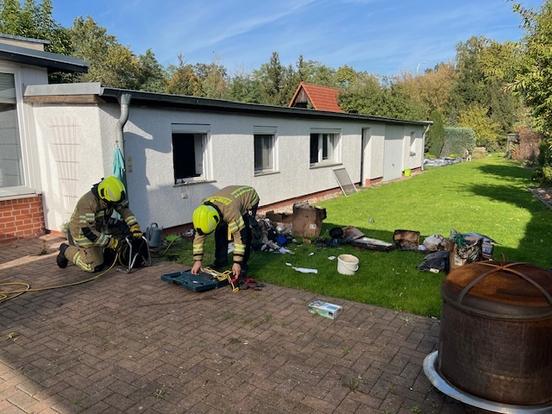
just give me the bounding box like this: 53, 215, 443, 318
309, 128, 342, 167
253, 125, 278, 176
171, 123, 212, 185
0, 63, 34, 198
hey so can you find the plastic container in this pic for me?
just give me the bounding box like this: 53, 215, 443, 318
337, 254, 359, 275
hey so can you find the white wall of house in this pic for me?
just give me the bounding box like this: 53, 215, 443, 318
29, 104, 110, 230
23, 93, 426, 231
97, 104, 368, 228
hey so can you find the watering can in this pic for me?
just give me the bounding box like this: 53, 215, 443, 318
145, 223, 163, 249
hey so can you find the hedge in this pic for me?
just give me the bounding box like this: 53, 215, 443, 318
441, 127, 476, 157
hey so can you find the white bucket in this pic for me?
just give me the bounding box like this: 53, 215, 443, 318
337, 254, 359, 275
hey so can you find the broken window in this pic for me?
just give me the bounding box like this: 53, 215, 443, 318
254, 134, 274, 173
310, 133, 338, 165
172, 133, 207, 184
0, 72, 22, 188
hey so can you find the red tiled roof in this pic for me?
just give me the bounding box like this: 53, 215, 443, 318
289, 82, 343, 113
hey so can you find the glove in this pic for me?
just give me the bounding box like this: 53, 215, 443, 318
129, 224, 143, 239
107, 237, 119, 250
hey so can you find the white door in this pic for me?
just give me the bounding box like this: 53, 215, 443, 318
383, 125, 404, 181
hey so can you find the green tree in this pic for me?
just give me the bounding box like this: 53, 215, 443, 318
0, 0, 21, 34
458, 104, 501, 148
335, 65, 356, 89
513, 1, 552, 133
137, 49, 166, 92
254, 51, 286, 105
339, 74, 425, 120
70, 17, 141, 88
426, 110, 445, 156
165, 54, 202, 96
194, 62, 228, 99
450, 36, 523, 133
228, 73, 262, 103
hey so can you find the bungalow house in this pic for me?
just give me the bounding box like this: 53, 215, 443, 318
0, 34, 430, 241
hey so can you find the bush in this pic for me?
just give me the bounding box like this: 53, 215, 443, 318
534, 138, 552, 184
441, 127, 476, 157
426, 110, 445, 156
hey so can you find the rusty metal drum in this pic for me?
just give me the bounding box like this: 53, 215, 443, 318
438, 261, 552, 405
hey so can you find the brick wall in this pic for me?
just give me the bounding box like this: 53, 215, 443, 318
0, 195, 46, 242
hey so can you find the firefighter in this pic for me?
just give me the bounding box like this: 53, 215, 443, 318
191, 185, 259, 277
56, 176, 142, 272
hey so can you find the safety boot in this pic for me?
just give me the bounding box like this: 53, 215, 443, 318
56, 243, 69, 268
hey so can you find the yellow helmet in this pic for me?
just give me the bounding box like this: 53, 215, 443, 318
97, 176, 126, 203
192, 204, 220, 235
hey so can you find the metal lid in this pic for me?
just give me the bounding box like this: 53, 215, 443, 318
442, 261, 552, 320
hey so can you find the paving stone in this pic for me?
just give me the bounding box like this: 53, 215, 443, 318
0, 238, 472, 413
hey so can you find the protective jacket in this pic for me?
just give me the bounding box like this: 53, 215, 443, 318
68, 186, 138, 248
193, 186, 259, 264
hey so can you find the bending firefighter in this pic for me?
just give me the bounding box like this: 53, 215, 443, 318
191, 186, 259, 277
56, 176, 143, 272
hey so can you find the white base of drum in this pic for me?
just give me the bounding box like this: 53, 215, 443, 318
423, 351, 552, 414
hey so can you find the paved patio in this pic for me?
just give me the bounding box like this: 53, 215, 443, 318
0, 237, 483, 413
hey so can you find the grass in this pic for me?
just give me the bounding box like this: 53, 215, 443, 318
166, 155, 552, 317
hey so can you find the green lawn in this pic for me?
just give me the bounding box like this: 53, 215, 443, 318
167, 155, 552, 317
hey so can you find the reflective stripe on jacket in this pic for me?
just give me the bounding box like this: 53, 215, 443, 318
192, 186, 259, 263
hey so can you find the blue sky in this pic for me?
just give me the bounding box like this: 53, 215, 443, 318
52, 0, 543, 75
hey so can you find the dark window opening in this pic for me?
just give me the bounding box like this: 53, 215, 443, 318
310, 133, 319, 164
172, 133, 205, 183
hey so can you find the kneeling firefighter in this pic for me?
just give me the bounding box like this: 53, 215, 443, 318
191, 186, 259, 277
56, 176, 143, 272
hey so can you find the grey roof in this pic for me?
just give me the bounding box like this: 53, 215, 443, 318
0, 33, 50, 45
0, 43, 87, 73
25, 82, 431, 126
101, 87, 432, 126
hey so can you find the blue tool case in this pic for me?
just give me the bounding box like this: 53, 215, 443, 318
161, 271, 228, 292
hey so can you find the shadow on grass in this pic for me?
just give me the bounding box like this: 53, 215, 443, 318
478, 163, 535, 181
467, 171, 552, 268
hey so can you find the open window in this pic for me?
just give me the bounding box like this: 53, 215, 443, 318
310, 132, 339, 166
0, 72, 23, 188
254, 134, 275, 174
172, 133, 208, 184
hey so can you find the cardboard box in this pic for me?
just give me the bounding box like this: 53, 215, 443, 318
292, 203, 327, 239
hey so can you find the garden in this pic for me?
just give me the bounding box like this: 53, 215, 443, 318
166, 155, 552, 317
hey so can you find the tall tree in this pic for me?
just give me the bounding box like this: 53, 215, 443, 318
69, 17, 142, 88
165, 54, 202, 96
513, 1, 552, 133
394, 63, 456, 118
458, 104, 501, 148
0, 0, 21, 34
254, 51, 286, 105
137, 49, 166, 93
228, 73, 262, 103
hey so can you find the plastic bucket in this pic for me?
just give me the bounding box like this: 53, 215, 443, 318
337, 254, 359, 275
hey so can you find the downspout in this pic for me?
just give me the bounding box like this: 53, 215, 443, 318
422, 123, 431, 171
116, 93, 132, 153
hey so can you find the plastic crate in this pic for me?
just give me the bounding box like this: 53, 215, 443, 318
161, 270, 228, 292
